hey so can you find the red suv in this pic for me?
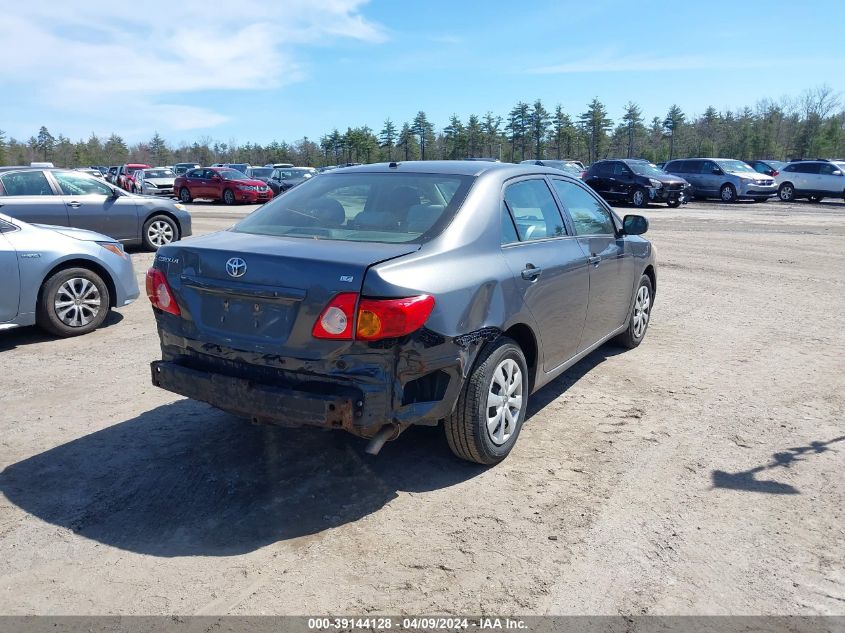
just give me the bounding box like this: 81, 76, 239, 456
117, 163, 151, 191
174, 167, 274, 205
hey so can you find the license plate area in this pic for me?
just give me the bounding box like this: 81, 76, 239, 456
200, 295, 297, 339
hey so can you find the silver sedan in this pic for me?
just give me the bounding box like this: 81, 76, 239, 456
0, 213, 139, 337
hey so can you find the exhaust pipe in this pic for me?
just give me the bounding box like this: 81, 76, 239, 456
365, 424, 401, 455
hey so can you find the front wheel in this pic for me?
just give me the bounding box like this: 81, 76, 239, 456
616, 274, 653, 349
223, 189, 236, 205
37, 267, 110, 337
143, 214, 178, 250
720, 183, 737, 203
631, 187, 648, 208
179, 187, 193, 203
667, 198, 681, 208
808, 195, 823, 203
445, 337, 528, 465
778, 183, 795, 201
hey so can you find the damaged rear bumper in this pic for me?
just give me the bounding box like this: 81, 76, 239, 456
151, 360, 362, 430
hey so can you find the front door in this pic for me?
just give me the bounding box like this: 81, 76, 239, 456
51, 170, 139, 241
500, 177, 590, 370
550, 178, 637, 352
0, 227, 20, 322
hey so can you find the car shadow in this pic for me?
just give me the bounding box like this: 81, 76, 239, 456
0, 398, 485, 557
0, 311, 124, 352
711, 435, 845, 495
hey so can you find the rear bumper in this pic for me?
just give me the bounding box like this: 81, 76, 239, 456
151, 360, 363, 430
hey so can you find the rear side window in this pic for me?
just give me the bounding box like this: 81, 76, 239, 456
665, 161, 685, 173
551, 179, 615, 236
0, 171, 53, 196
53, 171, 112, 196
796, 163, 820, 174
590, 162, 611, 177
503, 179, 565, 242
234, 172, 474, 243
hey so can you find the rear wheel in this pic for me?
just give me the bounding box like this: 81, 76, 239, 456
143, 214, 178, 250
808, 195, 823, 203
631, 187, 648, 208
445, 337, 528, 465
616, 274, 653, 349
37, 267, 110, 337
179, 187, 193, 203
223, 189, 236, 205
720, 183, 737, 203
667, 198, 681, 208
778, 183, 795, 201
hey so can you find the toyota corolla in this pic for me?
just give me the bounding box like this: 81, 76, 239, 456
147, 161, 656, 464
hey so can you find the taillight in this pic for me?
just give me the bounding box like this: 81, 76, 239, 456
312, 292, 357, 339
312, 294, 435, 341
357, 295, 435, 341
772, 170, 779, 177
145, 268, 181, 316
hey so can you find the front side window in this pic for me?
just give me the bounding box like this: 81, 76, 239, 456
234, 172, 473, 243
186, 169, 202, 178
0, 171, 54, 196
503, 179, 565, 242
819, 163, 839, 176
53, 171, 112, 196
551, 179, 615, 236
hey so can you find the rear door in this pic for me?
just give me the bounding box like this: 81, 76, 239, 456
550, 178, 636, 352
0, 222, 20, 322
51, 170, 139, 241
499, 177, 589, 369
793, 163, 816, 192
0, 170, 68, 226
184, 168, 206, 198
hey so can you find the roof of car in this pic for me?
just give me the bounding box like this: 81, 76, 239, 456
331, 160, 563, 177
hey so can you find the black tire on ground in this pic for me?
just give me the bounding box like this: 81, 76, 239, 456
179, 187, 193, 203
616, 274, 654, 350
131, 186, 137, 194
630, 187, 648, 208
667, 198, 681, 208
720, 183, 737, 203
808, 195, 823, 203
778, 183, 795, 201
444, 336, 529, 465
142, 214, 179, 251
37, 267, 110, 337
223, 189, 236, 205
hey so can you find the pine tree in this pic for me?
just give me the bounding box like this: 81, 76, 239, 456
529, 99, 550, 159
36, 126, 55, 161
443, 114, 466, 159
622, 102, 644, 158
481, 112, 502, 158
149, 132, 170, 166
466, 115, 482, 158
379, 118, 397, 160
663, 104, 685, 160
411, 111, 434, 160
579, 98, 612, 163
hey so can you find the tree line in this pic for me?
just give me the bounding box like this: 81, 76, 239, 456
1, 86, 841, 169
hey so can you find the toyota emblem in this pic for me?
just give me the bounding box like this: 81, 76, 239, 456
226, 257, 247, 278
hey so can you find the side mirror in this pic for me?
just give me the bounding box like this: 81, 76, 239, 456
212, 175, 221, 181
623, 214, 648, 235
711, 168, 723, 175
833, 170, 843, 176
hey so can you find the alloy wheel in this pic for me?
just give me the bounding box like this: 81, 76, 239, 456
632, 284, 651, 339
486, 358, 523, 446
54, 278, 101, 328
147, 220, 174, 247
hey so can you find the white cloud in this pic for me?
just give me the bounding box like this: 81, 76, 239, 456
0, 0, 385, 138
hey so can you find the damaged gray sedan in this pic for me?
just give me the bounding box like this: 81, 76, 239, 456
147, 161, 656, 464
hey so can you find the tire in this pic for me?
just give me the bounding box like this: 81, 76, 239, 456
223, 189, 236, 205
616, 274, 653, 349
667, 198, 681, 208
179, 187, 193, 203
444, 336, 528, 465
720, 183, 737, 203
142, 214, 179, 251
778, 183, 795, 201
630, 187, 648, 208
37, 267, 110, 337
808, 195, 823, 203
131, 185, 137, 194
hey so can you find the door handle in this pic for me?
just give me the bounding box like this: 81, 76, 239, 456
68, 201, 81, 208
521, 265, 542, 281
588, 255, 601, 267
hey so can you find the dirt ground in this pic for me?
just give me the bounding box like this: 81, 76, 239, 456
0, 198, 843, 615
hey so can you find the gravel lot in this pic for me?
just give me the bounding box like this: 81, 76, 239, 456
1, 198, 843, 615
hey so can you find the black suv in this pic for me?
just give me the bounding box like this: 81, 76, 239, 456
585, 159, 691, 208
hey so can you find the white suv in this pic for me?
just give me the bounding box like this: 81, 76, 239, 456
776, 160, 845, 202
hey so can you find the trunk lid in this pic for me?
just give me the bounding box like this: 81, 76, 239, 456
155, 230, 420, 355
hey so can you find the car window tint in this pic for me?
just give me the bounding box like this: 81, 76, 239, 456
666, 161, 683, 173
325, 184, 371, 219
819, 163, 837, 175
551, 179, 614, 236
500, 205, 519, 244
753, 163, 768, 173
612, 162, 631, 176
53, 171, 112, 196
503, 179, 565, 241
0, 171, 53, 196
797, 163, 819, 174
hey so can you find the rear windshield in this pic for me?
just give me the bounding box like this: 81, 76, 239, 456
233, 172, 474, 243
249, 168, 273, 178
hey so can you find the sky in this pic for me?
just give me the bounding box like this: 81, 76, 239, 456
1, 0, 843, 146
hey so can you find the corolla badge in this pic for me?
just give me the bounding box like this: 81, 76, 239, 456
226, 257, 247, 278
